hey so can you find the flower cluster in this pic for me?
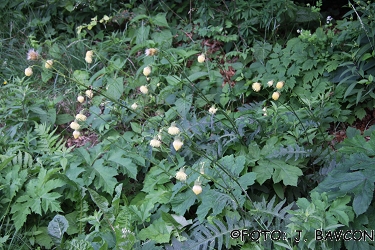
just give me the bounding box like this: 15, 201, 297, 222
251, 80, 285, 100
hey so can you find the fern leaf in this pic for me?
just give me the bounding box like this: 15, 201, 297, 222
267, 144, 312, 161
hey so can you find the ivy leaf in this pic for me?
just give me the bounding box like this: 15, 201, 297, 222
92, 159, 118, 194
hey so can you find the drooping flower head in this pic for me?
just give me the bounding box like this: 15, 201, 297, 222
173, 137, 183, 151
272, 92, 280, 101
208, 105, 218, 115
24, 67, 33, 76
192, 180, 202, 195
45, 60, 53, 69
252, 82, 261, 92
145, 48, 158, 56
276, 81, 284, 89
168, 122, 180, 135
140, 85, 148, 94
150, 137, 161, 148
175, 168, 187, 182
197, 54, 205, 63
143, 66, 151, 77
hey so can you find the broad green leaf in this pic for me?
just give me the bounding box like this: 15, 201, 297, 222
105, 77, 124, 100
87, 188, 114, 222
174, 95, 192, 118
138, 218, 172, 244
73, 70, 90, 87
218, 155, 246, 176
151, 13, 169, 27
238, 172, 256, 188
186, 71, 209, 83
170, 190, 197, 215
48, 215, 69, 242
92, 159, 118, 194
108, 150, 138, 179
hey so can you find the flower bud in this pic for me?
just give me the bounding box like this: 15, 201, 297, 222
45, 60, 53, 69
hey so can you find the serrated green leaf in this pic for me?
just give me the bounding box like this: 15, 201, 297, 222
138, 217, 172, 243
92, 160, 118, 194
151, 13, 169, 27
105, 77, 123, 100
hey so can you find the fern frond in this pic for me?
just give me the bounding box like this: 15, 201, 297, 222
251, 196, 294, 229
183, 216, 241, 250
267, 144, 312, 161
33, 122, 65, 153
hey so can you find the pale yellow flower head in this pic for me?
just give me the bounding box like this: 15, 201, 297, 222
85, 89, 93, 99
175, 168, 187, 182
252, 82, 261, 92
75, 113, 87, 121
150, 137, 161, 148
24, 67, 33, 76
173, 137, 183, 151
276, 81, 284, 89
70, 121, 80, 130
143, 66, 151, 77
168, 122, 180, 135
272, 92, 280, 101
145, 48, 158, 56
192, 181, 202, 195
140, 85, 148, 94
197, 54, 205, 63
73, 130, 81, 139
77, 95, 85, 103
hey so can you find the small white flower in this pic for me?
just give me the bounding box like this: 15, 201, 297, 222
140, 85, 148, 94
131, 103, 138, 110
208, 105, 218, 115
267, 80, 274, 87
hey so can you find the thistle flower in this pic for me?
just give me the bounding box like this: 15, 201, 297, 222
75, 113, 87, 121
252, 82, 261, 92
168, 122, 180, 135
173, 137, 183, 151
140, 85, 148, 94
24, 67, 33, 76
267, 80, 274, 87
73, 130, 81, 139
276, 81, 284, 89
197, 54, 205, 63
208, 105, 218, 115
131, 103, 138, 110
85, 89, 93, 99
27, 49, 39, 61
272, 92, 280, 101
143, 66, 151, 77
70, 121, 80, 130
77, 95, 85, 103
145, 48, 158, 56
175, 168, 187, 182
192, 181, 202, 195
45, 60, 53, 69
150, 137, 161, 148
